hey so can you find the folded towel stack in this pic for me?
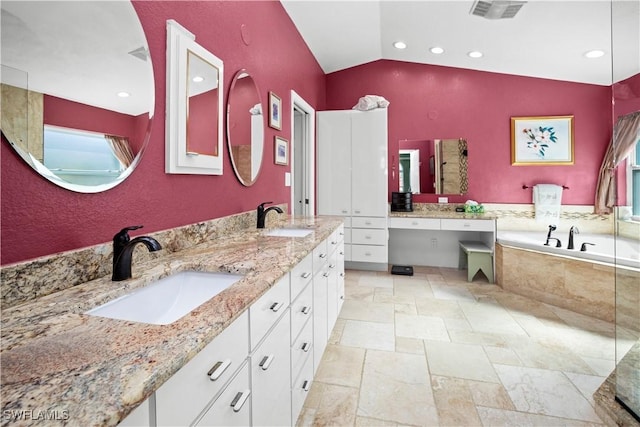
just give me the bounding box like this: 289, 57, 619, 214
533, 184, 563, 224
352, 95, 390, 111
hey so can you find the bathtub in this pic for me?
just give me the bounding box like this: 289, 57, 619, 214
497, 230, 640, 270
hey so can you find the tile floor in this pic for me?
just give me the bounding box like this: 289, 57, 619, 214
297, 267, 626, 427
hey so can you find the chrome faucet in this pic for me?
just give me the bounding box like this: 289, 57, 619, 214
257, 202, 283, 228
112, 225, 162, 281
568, 226, 580, 250
544, 224, 558, 246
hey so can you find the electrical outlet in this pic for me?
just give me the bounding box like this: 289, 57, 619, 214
430, 238, 438, 248
438, 197, 448, 204
285, 172, 291, 187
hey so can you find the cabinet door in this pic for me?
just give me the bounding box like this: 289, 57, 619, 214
251, 310, 292, 427
351, 109, 388, 217
326, 251, 339, 331
195, 362, 251, 427
312, 271, 328, 374
317, 111, 352, 216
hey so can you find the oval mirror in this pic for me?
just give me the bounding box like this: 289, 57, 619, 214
0, 1, 154, 193
226, 70, 264, 186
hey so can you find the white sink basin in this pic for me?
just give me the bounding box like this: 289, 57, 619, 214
86, 271, 243, 325
264, 228, 312, 238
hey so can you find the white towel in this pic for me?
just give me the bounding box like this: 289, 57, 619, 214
352, 95, 390, 111
533, 184, 563, 224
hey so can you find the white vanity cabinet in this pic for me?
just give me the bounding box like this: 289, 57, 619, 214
194, 363, 251, 427
312, 240, 329, 374
155, 311, 250, 427
388, 216, 496, 268
317, 109, 388, 269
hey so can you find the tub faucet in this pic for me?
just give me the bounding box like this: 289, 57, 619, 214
546, 237, 562, 248
568, 226, 580, 250
580, 242, 595, 252
112, 225, 162, 281
544, 224, 557, 246
257, 202, 283, 228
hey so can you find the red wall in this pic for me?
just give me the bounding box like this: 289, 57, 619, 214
325, 60, 613, 205
1, 1, 326, 265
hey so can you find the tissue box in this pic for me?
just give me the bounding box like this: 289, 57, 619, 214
464, 204, 484, 214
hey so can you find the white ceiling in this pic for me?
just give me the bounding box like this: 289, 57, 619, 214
281, 0, 640, 86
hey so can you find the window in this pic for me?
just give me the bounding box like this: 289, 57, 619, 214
43, 125, 124, 185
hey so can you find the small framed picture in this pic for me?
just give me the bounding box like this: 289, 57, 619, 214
269, 91, 282, 130
511, 115, 574, 165
274, 136, 288, 165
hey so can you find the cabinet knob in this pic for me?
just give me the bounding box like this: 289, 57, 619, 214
259, 354, 275, 371
270, 302, 283, 312
207, 359, 232, 381
230, 390, 251, 412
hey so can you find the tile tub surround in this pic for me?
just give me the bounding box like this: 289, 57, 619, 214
300, 267, 630, 426
0, 215, 343, 426
0, 205, 286, 309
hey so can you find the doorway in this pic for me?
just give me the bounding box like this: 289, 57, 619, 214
290, 91, 315, 216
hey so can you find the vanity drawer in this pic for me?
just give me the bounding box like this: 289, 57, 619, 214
343, 217, 352, 228
313, 240, 329, 274
441, 218, 495, 232
290, 252, 313, 301
388, 217, 441, 230
291, 350, 314, 424
351, 216, 387, 229
155, 311, 249, 427
290, 282, 313, 344
250, 274, 290, 350
350, 244, 388, 263
290, 317, 313, 385
351, 228, 387, 246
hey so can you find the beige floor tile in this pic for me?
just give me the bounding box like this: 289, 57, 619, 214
345, 285, 376, 302
328, 318, 346, 345
425, 340, 500, 383
394, 303, 417, 315
506, 336, 598, 375
340, 320, 395, 351
476, 406, 604, 427
443, 317, 473, 333
415, 298, 465, 320
394, 281, 434, 298
340, 299, 395, 323
494, 364, 602, 422
395, 313, 450, 341
467, 380, 516, 410
373, 292, 415, 305
355, 416, 398, 426
357, 275, 394, 289
564, 371, 607, 405
483, 345, 522, 366
431, 375, 483, 426
308, 382, 359, 426
315, 344, 365, 388
430, 283, 477, 302
358, 350, 438, 425
395, 337, 425, 355
458, 300, 528, 336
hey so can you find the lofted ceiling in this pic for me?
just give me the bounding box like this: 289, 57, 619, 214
280, 0, 640, 86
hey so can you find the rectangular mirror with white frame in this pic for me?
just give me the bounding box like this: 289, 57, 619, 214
166, 19, 224, 175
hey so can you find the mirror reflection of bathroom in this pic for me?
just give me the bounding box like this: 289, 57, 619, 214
398, 138, 468, 195
186, 50, 220, 156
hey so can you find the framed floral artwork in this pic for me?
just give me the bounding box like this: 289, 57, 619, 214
269, 91, 282, 130
511, 115, 574, 165
275, 136, 288, 165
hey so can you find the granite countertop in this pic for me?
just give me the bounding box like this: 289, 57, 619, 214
389, 210, 497, 220
0, 216, 343, 427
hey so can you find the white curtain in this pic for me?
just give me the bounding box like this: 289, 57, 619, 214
105, 135, 134, 169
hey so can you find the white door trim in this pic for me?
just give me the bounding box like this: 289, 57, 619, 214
290, 90, 315, 216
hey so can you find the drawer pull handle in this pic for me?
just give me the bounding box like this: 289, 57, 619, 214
322, 272, 330, 278
230, 390, 251, 412
412, 221, 419, 226
259, 354, 274, 370
301, 272, 311, 279
354, 210, 361, 214
340, 232, 344, 236
329, 263, 336, 269
301, 306, 311, 315
365, 252, 372, 256
302, 380, 311, 391
319, 253, 327, 259
301, 342, 311, 352
207, 359, 231, 381
365, 235, 372, 239
341, 210, 348, 214
331, 240, 337, 245
340, 273, 345, 278
464, 223, 471, 227
339, 251, 344, 256
270, 302, 283, 312
365, 221, 372, 225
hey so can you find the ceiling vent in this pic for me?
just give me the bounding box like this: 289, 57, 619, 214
470, 0, 527, 19
128, 46, 149, 62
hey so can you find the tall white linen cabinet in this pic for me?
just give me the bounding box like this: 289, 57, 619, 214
316, 108, 389, 270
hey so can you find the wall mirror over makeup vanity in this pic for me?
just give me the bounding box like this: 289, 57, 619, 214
398, 138, 468, 195
165, 19, 224, 175
0, 1, 155, 193
227, 70, 264, 186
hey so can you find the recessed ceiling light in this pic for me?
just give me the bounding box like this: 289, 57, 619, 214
584, 50, 605, 59
192, 76, 204, 83
117, 92, 130, 98
393, 41, 407, 50
430, 47, 445, 54
468, 51, 483, 58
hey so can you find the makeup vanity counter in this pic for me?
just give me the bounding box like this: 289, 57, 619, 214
0, 216, 344, 426
388, 211, 496, 268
